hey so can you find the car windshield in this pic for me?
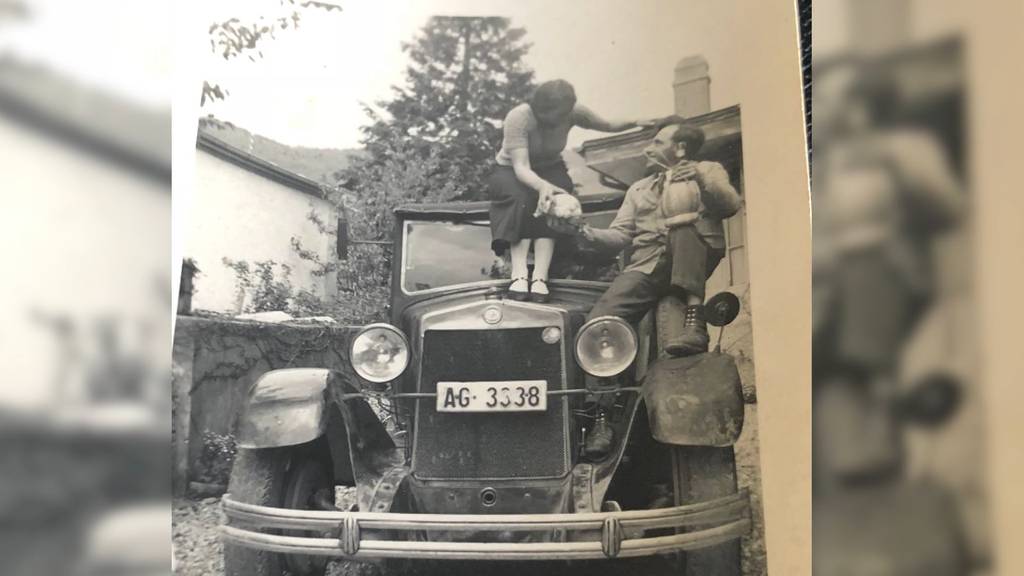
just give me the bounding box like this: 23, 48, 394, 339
401, 214, 622, 293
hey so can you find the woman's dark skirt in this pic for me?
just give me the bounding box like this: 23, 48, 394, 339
488, 161, 574, 255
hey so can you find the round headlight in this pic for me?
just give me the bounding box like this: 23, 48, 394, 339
350, 324, 410, 383
574, 316, 638, 378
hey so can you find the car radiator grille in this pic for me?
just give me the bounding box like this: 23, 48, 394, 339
413, 328, 568, 480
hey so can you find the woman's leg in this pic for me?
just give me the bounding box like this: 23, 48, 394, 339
532, 237, 555, 295
529, 162, 573, 299
509, 238, 532, 293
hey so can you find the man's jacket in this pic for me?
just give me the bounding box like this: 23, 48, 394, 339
586, 160, 741, 275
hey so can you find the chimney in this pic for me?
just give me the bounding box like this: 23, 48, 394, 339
673, 55, 711, 117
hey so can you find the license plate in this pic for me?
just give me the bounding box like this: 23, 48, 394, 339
436, 380, 548, 412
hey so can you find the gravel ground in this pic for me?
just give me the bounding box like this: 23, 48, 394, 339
173, 497, 226, 576
173, 405, 767, 576
737, 404, 768, 576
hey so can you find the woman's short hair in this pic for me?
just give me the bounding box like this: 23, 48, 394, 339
530, 80, 577, 114
655, 115, 706, 156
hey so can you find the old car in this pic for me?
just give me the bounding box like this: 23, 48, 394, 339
220, 105, 754, 575
219, 184, 752, 575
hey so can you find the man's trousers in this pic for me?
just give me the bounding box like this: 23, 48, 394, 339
588, 226, 725, 323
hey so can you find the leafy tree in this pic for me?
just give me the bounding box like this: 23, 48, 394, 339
342, 16, 536, 210
202, 0, 342, 106
222, 258, 294, 313
286, 142, 463, 323
296, 16, 537, 322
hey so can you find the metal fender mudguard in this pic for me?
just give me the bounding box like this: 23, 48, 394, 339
235, 368, 332, 449
235, 367, 406, 512
641, 352, 744, 446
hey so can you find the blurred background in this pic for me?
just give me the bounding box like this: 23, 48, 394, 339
0, 0, 170, 574
812, 0, 1023, 575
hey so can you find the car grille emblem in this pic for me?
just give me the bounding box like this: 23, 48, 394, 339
542, 326, 562, 344
482, 305, 502, 324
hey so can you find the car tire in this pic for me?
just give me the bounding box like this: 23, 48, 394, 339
673, 445, 742, 576
223, 440, 333, 576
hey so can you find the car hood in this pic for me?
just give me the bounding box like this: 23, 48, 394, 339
396, 283, 604, 341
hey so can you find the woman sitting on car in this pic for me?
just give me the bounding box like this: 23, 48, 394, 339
488, 79, 649, 302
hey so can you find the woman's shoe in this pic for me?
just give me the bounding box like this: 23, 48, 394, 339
507, 277, 529, 301
529, 278, 550, 303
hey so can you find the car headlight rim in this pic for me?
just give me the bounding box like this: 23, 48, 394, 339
574, 315, 638, 378
349, 323, 410, 384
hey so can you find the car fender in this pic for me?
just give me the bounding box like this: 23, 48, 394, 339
235, 368, 333, 449
641, 352, 744, 447
236, 368, 401, 506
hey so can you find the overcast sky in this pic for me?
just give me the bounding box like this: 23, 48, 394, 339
0, 0, 966, 151
196, 0, 751, 150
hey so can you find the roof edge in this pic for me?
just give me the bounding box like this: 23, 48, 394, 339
196, 129, 328, 198
578, 104, 741, 154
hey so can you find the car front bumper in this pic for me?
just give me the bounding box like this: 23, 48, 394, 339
220, 488, 751, 561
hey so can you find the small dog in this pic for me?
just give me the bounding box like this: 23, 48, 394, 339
534, 189, 583, 235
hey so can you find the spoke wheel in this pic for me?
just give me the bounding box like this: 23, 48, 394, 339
672, 445, 742, 576
223, 440, 333, 576
282, 457, 333, 576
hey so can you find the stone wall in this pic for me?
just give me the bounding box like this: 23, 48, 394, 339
171, 315, 358, 495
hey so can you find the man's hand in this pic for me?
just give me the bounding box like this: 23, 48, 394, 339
579, 223, 596, 241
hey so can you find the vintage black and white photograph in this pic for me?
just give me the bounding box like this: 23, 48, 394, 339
172, 2, 790, 575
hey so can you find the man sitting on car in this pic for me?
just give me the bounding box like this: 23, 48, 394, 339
581, 116, 741, 357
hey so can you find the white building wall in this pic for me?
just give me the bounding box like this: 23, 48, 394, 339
0, 116, 170, 408
185, 150, 337, 313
